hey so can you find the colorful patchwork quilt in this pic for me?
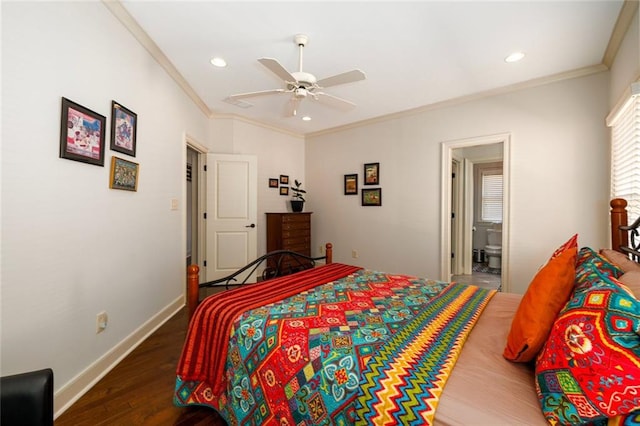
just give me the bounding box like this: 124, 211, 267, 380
174, 264, 494, 425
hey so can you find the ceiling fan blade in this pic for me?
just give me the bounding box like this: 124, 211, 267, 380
258, 58, 296, 83
314, 92, 356, 110
226, 88, 287, 100
316, 69, 366, 88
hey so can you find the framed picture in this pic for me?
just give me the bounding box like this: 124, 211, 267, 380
344, 174, 358, 195
109, 156, 139, 191
280, 186, 289, 196
280, 175, 289, 185
59, 97, 106, 166
110, 101, 137, 157
269, 178, 279, 188
362, 188, 382, 206
364, 162, 380, 185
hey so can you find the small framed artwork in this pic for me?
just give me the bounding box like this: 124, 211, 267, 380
364, 162, 380, 185
280, 186, 289, 196
362, 188, 382, 206
269, 178, 279, 188
59, 97, 106, 166
110, 101, 137, 157
280, 175, 289, 185
344, 174, 358, 195
109, 156, 139, 191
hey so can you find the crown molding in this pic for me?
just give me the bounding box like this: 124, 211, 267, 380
307, 64, 608, 138
101, 0, 211, 117
210, 112, 304, 139
602, 0, 639, 68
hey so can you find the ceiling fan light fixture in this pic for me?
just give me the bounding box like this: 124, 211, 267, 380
504, 51, 525, 63
210, 57, 227, 68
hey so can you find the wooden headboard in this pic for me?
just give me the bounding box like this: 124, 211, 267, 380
611, 198, 640, 260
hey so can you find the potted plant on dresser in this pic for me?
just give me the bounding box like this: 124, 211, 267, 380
290, 179, 306, 212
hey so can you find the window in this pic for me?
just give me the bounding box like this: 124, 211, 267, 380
481, 170, 503, 222
608, 83, 640, 219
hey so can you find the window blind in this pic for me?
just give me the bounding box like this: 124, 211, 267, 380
481, 172, 503, 222
610, 94, 640, 219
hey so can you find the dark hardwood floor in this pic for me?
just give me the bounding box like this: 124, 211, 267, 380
55, 307, 226, 426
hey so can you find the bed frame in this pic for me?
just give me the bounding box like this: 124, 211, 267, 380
184, 199, 638, 319
186, 243, 333, 319
610, 198, 640, 259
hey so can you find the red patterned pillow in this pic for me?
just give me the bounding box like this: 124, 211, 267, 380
535, 266, 640, 424
503, 234, 578, 362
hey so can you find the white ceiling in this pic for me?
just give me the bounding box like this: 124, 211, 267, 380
119, 1, 625, 135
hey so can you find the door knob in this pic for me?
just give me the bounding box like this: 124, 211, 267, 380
245, 223, 256, 228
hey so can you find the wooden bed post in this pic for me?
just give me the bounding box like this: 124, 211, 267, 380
611, 198, 628, 253
187, 264, 199, 320
325, 243, 333, 264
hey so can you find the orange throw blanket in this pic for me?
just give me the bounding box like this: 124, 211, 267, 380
176, 263, 361, 396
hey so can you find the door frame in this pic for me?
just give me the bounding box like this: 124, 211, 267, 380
184, 134, 208, 283
440, 133, 511, 291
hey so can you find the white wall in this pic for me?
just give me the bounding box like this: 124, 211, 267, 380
1, 1, 212, 412
307, 72, 610, 294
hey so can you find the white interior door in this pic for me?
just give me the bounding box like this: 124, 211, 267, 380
205, 154, 257, 283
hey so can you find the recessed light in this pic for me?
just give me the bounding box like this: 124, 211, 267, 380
505, 52, 525, 63
210, 57, 227, 68
302, 116, 311, 121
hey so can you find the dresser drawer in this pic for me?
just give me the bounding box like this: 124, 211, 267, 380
281, 214, 310, 224
282, 229, 310, 239
282, 222, 310, 232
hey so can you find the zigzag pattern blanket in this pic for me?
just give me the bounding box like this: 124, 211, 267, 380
175, 264, 494, 425
355, 284, 495, 425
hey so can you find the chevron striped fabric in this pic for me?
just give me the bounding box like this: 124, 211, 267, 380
355, 285, 496, 425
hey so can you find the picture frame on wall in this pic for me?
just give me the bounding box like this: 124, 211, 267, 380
280, 186, 289, 196
344, 174, 358, 195
109, 156, 139, 191
280, 175, 289, 184
59, 97, 106, 166
110, 101, 137, 157
364, 162, 380, 185
362, 188, 382, 206
269, 178, 279, 188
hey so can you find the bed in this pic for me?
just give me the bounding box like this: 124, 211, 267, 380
174, 199, 640, 425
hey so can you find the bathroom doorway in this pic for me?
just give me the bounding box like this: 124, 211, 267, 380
441, 133, 510, 292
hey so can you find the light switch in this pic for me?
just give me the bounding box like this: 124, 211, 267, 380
171, 198, 179, 210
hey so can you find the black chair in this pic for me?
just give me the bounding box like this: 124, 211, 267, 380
0, 368, 54, 426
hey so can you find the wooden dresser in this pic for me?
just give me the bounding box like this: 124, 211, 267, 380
265, 212, 312, 275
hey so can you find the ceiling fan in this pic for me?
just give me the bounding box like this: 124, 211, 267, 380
226, 34, 366, 117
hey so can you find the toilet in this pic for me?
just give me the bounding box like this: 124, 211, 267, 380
485, 224, 502, 270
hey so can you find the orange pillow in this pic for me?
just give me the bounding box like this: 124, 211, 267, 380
503, 234, 578, 362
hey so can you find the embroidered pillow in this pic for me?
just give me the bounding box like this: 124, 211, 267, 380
535, 269, 640, 424
575, 248, 623, 292
503, 234, 578, 362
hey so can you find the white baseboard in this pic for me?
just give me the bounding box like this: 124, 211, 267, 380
53, 296, 184, 418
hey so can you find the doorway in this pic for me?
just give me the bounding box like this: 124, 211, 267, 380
186, 141, 206, 276
441, 133, 511, 292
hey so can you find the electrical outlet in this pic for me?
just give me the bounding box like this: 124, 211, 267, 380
319, 245, 325, 255
96, 311, 108, 334
352, 249, 359, 259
